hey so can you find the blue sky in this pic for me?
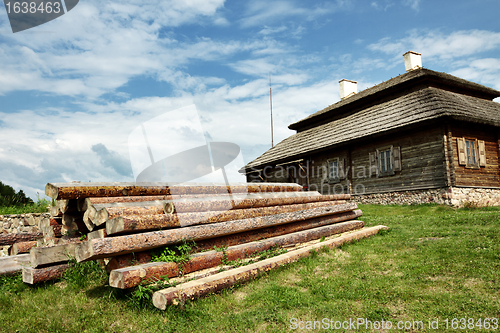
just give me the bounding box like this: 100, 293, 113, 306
0, 0, 499, 199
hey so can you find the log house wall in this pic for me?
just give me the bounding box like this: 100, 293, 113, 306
450, 122, 500, 187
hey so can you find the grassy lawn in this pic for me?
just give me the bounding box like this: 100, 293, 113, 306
1, 204, 499, 332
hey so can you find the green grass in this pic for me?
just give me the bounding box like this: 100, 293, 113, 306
1, 204, 499, 332
0, 198, 51, 215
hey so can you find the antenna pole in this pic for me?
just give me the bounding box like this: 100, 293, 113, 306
269, 73, 274, 147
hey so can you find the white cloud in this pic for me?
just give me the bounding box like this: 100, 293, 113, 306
369, 29, 500, 60
367, 29, 500, 89
402, 0, 420, 11
240, 0, 346, 28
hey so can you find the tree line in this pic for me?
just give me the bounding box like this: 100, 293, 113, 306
0, 181, 33, 207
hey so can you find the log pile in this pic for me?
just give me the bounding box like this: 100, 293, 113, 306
7, 181, 387, 308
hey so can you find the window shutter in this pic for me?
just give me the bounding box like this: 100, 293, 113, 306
393, 146, 402, 171
478, 140, 486, 167
369, 152, 376, 176
457, 138, 466, 165
339, 158, 346, 179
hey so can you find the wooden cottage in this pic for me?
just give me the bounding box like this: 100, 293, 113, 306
241, 52, 500, 207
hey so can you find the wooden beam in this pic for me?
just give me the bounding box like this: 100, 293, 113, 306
76, 203, 358, 262
109, 220, 364, 289
0, 232, 43, 246
0, 254, 31, 276
87, 228, 107, 241
30, 243, 80, 268
152, 225, 388, 309
164, 193, 350, 214
106, 200, 347, 235
22, 263, 73, 284
90, 191, 329, 226
45, 182, 303, 200
104, 209, 363, 271
11, 241, 37, 255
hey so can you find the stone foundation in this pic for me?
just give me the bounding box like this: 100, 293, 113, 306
0, 213, 48, 256
353, 187, 500, 208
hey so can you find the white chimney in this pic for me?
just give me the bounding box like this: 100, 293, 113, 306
339, 79, 357, 100
403, 51, 422, 72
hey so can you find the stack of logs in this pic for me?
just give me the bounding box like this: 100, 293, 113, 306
2, 182, 387, 308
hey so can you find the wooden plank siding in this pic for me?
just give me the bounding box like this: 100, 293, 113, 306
450, 123, 500, 187
307, 149, 350, 195
347, 127, 447, 194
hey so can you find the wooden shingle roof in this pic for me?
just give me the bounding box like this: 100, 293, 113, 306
243, 74, 500, 171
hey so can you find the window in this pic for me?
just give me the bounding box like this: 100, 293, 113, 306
379, 148, 392, 174
327, 157, 346, 183
457, 138, 486, 168
369, 146, 401, 177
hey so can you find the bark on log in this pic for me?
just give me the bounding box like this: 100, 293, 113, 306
165, 194, 350, 214
94, 205, 165, 226
85, 190, 321, 207
91, 192, 327, 226
0, 232, 43, 246
45, 182, 303, 200
0, 254, 31, 276
106, 252, 154, 273
107, 200, 347, 235
104, 209, 362, 271
11, 241, 38, 255
109, 220, 364, 289
22, 263, 73, 284
30, 243, 80, 268
76, 202, 358, 262
152, 225, 388, 309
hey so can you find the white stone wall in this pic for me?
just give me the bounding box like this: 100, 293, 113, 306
353, 187, 500, 208
0, 213, 47, 256
448, 187, 500, 208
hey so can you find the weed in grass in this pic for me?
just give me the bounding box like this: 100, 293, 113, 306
63, 260, 108, 289
257, 245, 287, 261
152, 240, 196, 266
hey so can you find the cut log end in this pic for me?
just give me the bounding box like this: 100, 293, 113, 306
152, 292, 168, 311
76, 241, 93, 263
45, 183, 58, 200
164, 202, 175, 214
22, 267, 34, 284
106, 217, 125, 235
109, 271, 125, 289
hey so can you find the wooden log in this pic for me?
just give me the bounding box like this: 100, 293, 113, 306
152, 225, 388, 309
76, 202, 358, 262
109, 220, 364, 289
50, 205, 62, 217
106, 252, 153, 272
94, 205, 165, 226
165, 193, 350, 214
0, 254, 31, 276
92, 192, 328, 226
105, 209, 363, 271
11, 241, 37, 255
22, 263, 73, 284
82, 209, 95, 232
85, 190, 321, 207
0, 232, 43, 246
45, 182, 303, 200
107, 200, 347, 235
87, 228, 107, 241
30, 243, 80, 268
